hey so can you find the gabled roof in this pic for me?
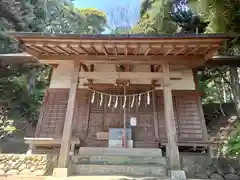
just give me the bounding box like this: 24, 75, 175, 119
7, 32, 232, 67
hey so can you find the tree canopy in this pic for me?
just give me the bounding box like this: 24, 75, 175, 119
0, 0, 107, 139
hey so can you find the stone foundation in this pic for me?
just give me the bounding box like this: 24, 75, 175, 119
0, 154, 58, 176
181, 153, 240, 180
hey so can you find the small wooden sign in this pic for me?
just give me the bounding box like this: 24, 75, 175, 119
130, 117, 137, 126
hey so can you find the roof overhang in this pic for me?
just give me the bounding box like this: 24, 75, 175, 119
9, 32, 231, 67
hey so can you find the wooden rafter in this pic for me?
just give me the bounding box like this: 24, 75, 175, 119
56, 45, 70, 55
27, 44, 44, 54
164, 47, 174, 56
24, 46, 42, 56
185, 46, 199, 55
199, 46, 213, 55
102, 45, 108, 55
67, 45, 80, 55
78, 45, 89, 55
174, 46, 186, 55
43, 44, 59, 54
144, 47, 151, 56
91, 44, 98, 55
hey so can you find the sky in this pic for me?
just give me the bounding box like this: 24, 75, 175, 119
73, 0, 140, 32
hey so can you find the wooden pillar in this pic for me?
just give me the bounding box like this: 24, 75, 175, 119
162, 63, 181, 170
123, 84, 127, 148
58, 60, 81, 168
152, 90, 159, 141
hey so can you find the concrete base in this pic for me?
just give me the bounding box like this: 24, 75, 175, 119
170, 170, 187, 180
52, 168, 68, 177
108, 140, 133, 148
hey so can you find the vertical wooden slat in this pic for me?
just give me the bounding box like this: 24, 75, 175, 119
162, 63, 181, 169
58, 60, 80, 168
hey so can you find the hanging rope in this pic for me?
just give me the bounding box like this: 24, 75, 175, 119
87, 87, 155, 97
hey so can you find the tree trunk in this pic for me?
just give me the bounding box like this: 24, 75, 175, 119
229, 66, 240, 118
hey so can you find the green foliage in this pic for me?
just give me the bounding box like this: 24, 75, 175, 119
132, 0, 177, 34
221, 123, 240, 159
188, 0, 240, 33
0, 64, 51, 121
0, 119, 16, 139
78, 8, 107, 34
0, 0, 108, 132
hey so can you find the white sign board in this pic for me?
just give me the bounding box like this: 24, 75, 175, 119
130, 117, 137, 126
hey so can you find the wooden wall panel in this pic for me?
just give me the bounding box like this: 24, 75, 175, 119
174, 91, 205, 141
73, 89, 89, 140
37, 89, 68, 138
37, 88, 206, 147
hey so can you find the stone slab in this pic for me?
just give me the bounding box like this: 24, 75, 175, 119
109, 128, 132, 140
108, 140, 133, 148
72, 155, 167, 166
52, 168, 68, 177
71, 164, 167, 176
170, 170, 187, 180
78, 147, 162, 157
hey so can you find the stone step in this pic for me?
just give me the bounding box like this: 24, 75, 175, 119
72, 155, 167, 166
67, 176, 171, 180
71, 164, 167, 177
78, 147, 162, 157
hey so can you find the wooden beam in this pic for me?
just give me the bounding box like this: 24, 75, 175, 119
58, 60, 80, 168
82, 83, 161, 89
79, 71, 181, 80
38, 54, 204, 65
162, 63, 181, 169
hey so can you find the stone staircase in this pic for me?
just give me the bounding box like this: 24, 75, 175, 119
70, 147, 168, 177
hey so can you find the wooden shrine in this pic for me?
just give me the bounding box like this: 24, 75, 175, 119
11, 33, 229, 171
